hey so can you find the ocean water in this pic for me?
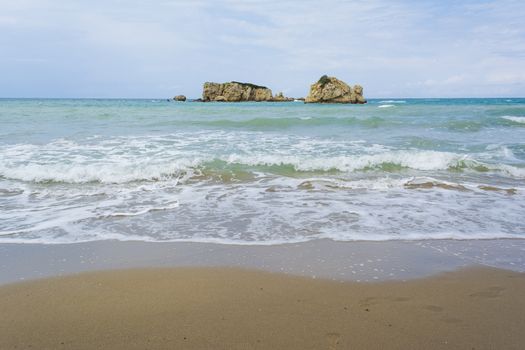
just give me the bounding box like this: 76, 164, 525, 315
0, 98, 524, 244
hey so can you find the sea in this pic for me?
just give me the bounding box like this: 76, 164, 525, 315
0, 98, 524, 244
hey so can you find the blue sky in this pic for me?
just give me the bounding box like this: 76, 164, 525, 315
1, 0, 524, 98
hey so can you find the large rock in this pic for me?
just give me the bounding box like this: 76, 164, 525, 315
202, 81, 273, 102
173, 95, 186, 102
203, 83, 222, 101
305, 75, 366, 104
253, 88, 273, 102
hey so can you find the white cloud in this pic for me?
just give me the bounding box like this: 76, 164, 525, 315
0, 0, 524, 97
486, 72, 525, 85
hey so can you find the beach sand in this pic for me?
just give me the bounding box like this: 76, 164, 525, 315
1, 266, 524, 349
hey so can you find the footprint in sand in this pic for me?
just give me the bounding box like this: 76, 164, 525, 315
326, 332, 341, 350
469, 286, 505, 298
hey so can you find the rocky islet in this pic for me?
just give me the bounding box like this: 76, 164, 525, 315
173, 76, 365, 103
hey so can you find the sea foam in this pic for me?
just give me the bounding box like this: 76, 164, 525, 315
2, 144, 525, 184
502, 116, 525, 124
1, 98, 525, 245
378, 100, 406, 104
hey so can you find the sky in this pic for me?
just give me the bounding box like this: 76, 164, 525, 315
1, 0, 524, 98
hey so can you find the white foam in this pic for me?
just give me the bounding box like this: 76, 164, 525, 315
485, 144, 519, 162
2, 137, 525, 184
2, 167, 524, 245
225, 150, 467, 172
0, 161, 198, 184
103, 202, 179, 218
378, 104, 395, 108
2, 103, 525, 246
502, 116, 525, 124
494, 164, 525, 178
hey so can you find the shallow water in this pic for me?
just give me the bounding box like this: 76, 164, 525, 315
1, 98, 524, 244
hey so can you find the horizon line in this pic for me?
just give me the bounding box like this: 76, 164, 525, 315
1, 96, 524, 100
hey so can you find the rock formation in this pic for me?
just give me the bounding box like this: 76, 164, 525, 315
173, 95, 186, 101
202, 82, 273, 102
271, 92, 294, 102
305, 75, 366, 104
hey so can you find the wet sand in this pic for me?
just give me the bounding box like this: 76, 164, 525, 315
1, 266, 524, 349
2, 239, 525, 284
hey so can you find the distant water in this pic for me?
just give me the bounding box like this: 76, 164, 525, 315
1, 98, 524, 244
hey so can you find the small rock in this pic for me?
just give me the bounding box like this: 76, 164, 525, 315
271, 92, 294, 102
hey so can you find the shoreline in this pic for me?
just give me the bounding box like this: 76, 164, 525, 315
2, 238, 524, 349
1, 265, 524, 349
1, 238, 524, 285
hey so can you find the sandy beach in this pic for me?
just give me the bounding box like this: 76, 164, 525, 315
1, 239, 524, 349
2, 1, 525, 349
1, 266, 524, 350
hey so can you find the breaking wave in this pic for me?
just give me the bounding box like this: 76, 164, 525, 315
2, 98, 525, 245
1, 148, 524, 184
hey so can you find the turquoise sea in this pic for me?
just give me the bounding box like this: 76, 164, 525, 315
0, 98, 524, 244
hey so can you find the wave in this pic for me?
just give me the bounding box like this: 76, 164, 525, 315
196, 113, 525, 132
101, 202, 180, 218
295, 176, 497, 193
0, 159, 200, 184
2, 149, 524, 184
224, 150, 462, 172
378, 100, 406, 104
60, 114, 525, 132
378, 104, 395, 108
501, 116, 525, 124
443, 117, 524, 131
485, 144, 520, 162
2, 233, 524, 245
0, 188, 24, 197
229, 152, 525, 177
195, 116, 393, 128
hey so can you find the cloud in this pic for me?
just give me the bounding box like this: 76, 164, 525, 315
0, 0, 524, 97
486, 72, 525, 85
420, 75, 467, 87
